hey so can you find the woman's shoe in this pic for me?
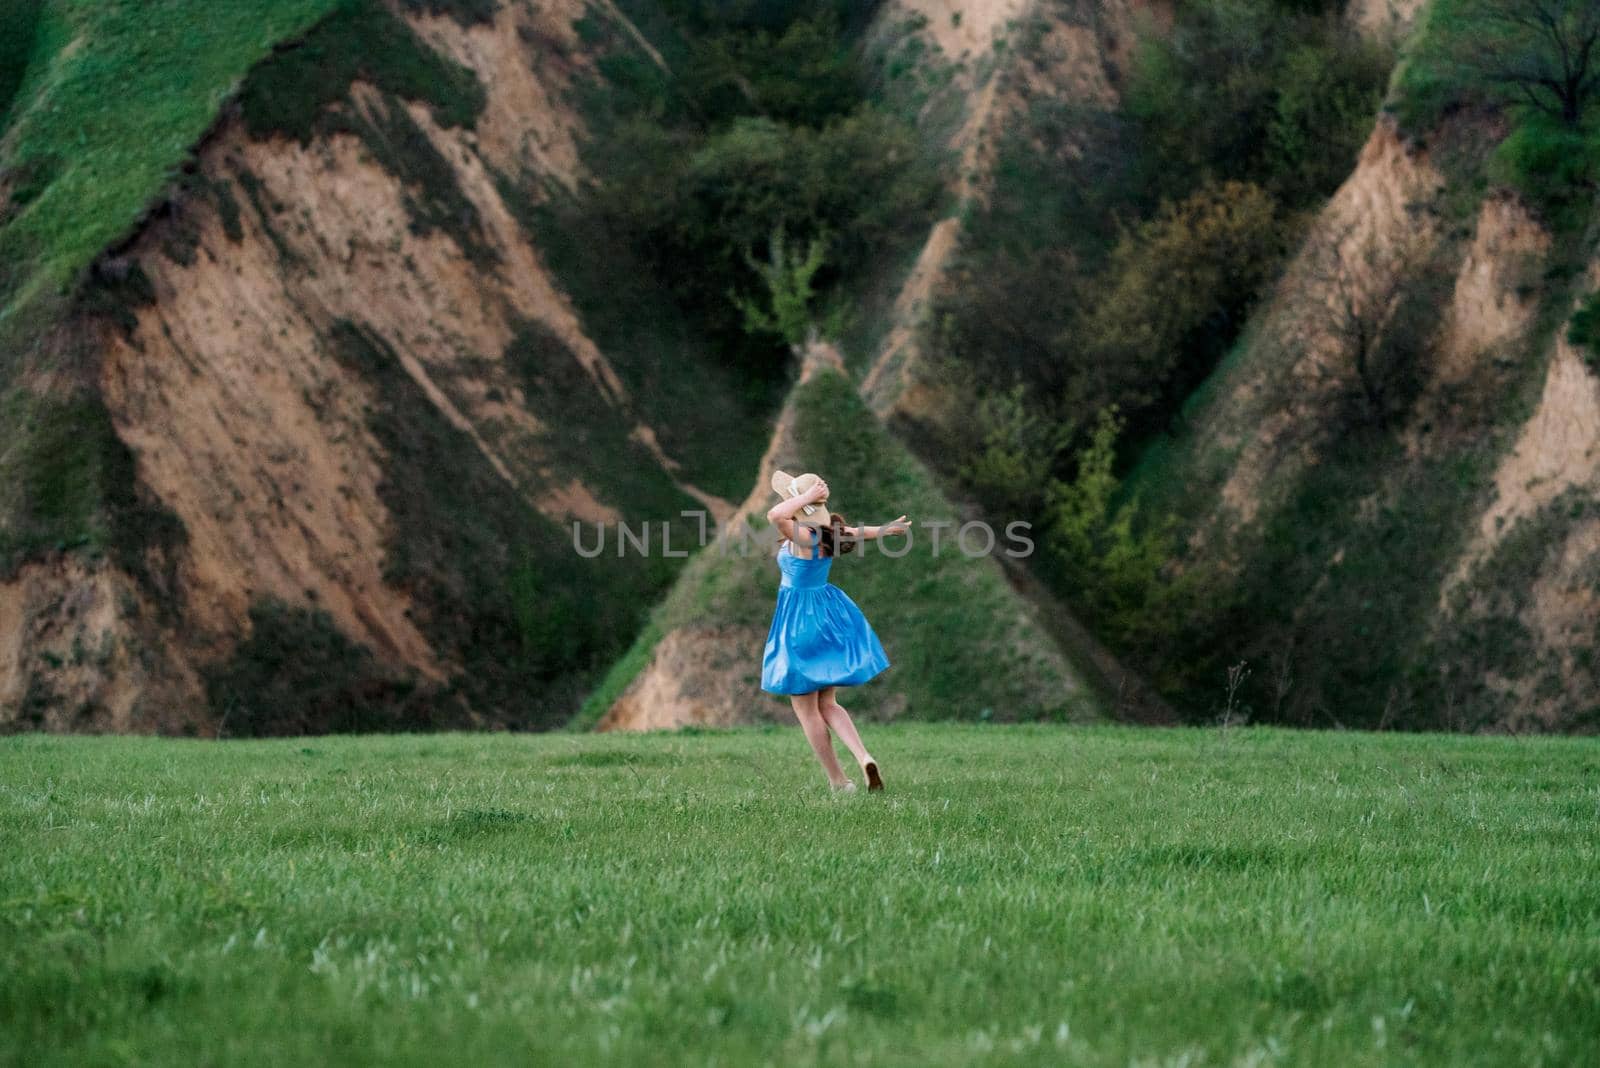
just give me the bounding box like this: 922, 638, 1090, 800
861, 760, 883, 791
831, 780, 857, 793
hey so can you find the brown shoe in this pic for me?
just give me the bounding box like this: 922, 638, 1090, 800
862, 760, 883, 791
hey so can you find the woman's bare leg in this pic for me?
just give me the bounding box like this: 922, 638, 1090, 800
790, 692, 849, 788
819, 688, 881, 789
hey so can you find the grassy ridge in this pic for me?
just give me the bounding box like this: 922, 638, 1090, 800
0, 0, 339, 331
2, 727, 1597, 1065
576, 369, 1102, 728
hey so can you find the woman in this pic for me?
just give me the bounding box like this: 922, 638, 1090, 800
761, 471, 911, 792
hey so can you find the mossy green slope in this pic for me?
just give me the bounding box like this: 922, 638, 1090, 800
578, 368, 1104, 728
0, 0, 342, 341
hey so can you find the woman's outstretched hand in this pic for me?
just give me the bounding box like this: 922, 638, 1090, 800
881, 516, 911, 537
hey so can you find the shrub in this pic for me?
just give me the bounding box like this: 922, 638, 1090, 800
1043, 408, 1194, 652
591, 108, 938, 374
732, 225, 828, 349
0, 389, 185, 594
1489, 112, 1600, 224
1391, 0, 1599, 221
1123, 0, 1389, 211
0, 0, 40, 129
677, 9, 863, 127
238, 0, 484, 144
1073, 181, 1287, 436
1266, 38, 1395, 206
206, 600, 451, 737
1570, 292, 1600, 368
568, 2, 937, 378
933, 0, 1385, 461
958, 386, 1070, 520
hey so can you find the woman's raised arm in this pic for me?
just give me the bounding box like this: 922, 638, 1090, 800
767, 479, 829, 541
846, 515, 912, 541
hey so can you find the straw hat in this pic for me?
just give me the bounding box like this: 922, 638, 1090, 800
770, 470, 831, 531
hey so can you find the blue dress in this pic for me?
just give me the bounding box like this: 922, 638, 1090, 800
760, 542, 890, 695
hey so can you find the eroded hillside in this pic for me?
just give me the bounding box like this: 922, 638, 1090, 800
585, 342, 1103, 731
828, 0, 1600, 731
1090, 3, 1600, 729
1, 0, 767, 733
589, 0, 1147, 731
6, 0, 1595, 735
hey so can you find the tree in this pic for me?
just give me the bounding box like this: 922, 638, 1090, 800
1044, 407, 1191, 650
958, 385, 1071, 519
1277, 222, 1437, 428
732, 224, 827, 352
1071, 181, 1286, 435
1452, 0, 1600, 128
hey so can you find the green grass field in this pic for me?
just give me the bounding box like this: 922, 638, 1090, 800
3, 726, 1597, 1065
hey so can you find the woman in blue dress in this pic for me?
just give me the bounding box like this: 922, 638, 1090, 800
762, 472, 911, 792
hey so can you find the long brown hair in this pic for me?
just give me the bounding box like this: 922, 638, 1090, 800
792, 512, 856, 558
819, 512, 856, 558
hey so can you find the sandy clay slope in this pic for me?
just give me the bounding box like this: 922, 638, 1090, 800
1, 0, 740, 732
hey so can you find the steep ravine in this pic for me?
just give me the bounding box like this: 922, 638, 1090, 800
1, 0, 754, 733
1132, 110, 1600, 729
590, 0, 1163, 731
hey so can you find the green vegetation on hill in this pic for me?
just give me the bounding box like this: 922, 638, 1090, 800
237, 0, 485, 144
917, 0, 1600, 729
234, 0, 494, 265
0, 0, 499, 614
398, 0, 500, 28
515, 0, 942, 503
1436, 487, 1600, 729
1572, 291, 1600, 366
205, 600, 454, 737
1392, 0, 1600, 225
557, 0, 940, 381
3, 727, 1598, 1064
577, 369, 1099, 728
1113, 0, 1600, 728
0, 0, 337, 340
509, 184, 779, 504
0, 0, 42, 126
917, 0, 1396, 721
933, 0, 1392, 454
0, 389, 183, 592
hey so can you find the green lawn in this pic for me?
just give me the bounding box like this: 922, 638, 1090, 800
2, 726, 1596, 1065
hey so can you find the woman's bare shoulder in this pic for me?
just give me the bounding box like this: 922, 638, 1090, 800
780, 538, 815, 560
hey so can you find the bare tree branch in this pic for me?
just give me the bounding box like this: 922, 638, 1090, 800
1454, 0, 1600, 127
